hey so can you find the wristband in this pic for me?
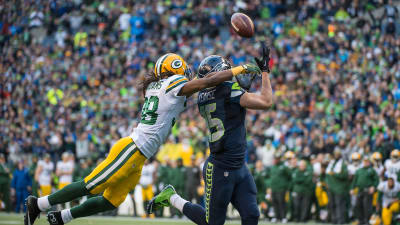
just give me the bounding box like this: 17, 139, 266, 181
231, 66, 244, 76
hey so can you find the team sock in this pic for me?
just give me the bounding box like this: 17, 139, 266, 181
70, 196, 116, 218
61, 209, 73, 224
48, 180, 90, 206
37, 196, 50, 211
170, 194, 188, 212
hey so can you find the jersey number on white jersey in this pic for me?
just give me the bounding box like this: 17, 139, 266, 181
141, 96, 159, 125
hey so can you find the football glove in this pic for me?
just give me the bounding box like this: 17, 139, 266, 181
242, 63, 261, 75
231, 63, 261, 76
254, 42, 271, 73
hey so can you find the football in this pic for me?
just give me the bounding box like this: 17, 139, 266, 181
230, 12, 255, 38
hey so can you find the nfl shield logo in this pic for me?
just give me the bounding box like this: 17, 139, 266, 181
224, 171, 229, 177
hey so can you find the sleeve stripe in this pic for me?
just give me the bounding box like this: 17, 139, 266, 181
231, 90, 243, 97
169, 77, 184, 84
166, 80, 188, 93
167, 77, 188, 89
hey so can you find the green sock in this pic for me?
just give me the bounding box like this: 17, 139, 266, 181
48, 180, 90, 205
70, 196, 116, 218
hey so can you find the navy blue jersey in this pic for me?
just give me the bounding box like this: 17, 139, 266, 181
197, 81, 246, 169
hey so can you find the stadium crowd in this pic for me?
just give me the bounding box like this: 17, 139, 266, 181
1, 0, 400, 224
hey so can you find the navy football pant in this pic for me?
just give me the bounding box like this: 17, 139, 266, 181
182, 158, 259, 225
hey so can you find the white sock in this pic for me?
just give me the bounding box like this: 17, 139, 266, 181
37, 196, 51, 211
170, 194, 188, 213
61, 209, 73, 224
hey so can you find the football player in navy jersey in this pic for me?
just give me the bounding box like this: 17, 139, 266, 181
148, 43, 273, 225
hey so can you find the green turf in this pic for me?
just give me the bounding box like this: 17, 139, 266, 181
0, 212, 322, 225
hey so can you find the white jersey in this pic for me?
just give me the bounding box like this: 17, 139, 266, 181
348, 163, 361, 176
130, 75, 188, 158
378, 181, 400, 208
57, 161, 74, 184
139, 163, 156, 187
373, 163, 384, 179
38, 160, 54, 185
384, 159, 400, 180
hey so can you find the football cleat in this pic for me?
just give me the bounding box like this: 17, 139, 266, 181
24, 195, 41, 225
47, 211, 64, 225
147, 184, 176, 214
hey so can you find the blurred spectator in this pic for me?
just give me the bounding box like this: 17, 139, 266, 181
76, 132, 89, 159
0, 154, 10, 212
252, 160, 268, 219
73, 159, 93, 182
56, 152, 74, 209
268, 154, 291, 223
11, 160, 32, 213
350, 157, 379, 224
184, 156, 201, 204
28, 155, 39, 197
291, 160, 313, 222
35, 154, 54, 197
139, 160, 156, 218
56, 152, 74, 190
326, 149, 348, 224
169, 158, 185, 218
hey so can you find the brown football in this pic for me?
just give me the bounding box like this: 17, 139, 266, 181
231, 12, 255, 38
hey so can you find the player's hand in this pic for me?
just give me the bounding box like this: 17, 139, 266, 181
254, 42, 271, 73
242, 63, 261, 75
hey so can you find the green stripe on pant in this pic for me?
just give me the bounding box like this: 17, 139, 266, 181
85, 143, 137, 191
205, 161, 213, 223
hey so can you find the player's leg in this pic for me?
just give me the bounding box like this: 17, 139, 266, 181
25, 137, 135, 225
230, 166, 260, 225
58, 183, 71, 209
180, 161, 233, 225
148, 160, 234, 225
47, 146, 146, 225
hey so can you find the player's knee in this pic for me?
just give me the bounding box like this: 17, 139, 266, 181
103, 194, 125, 208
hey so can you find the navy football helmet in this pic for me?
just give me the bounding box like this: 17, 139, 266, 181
197, 55, 256, 90
197, 55, 231, 78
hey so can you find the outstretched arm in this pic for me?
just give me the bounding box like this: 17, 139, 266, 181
240, 71, 273, 109
240, 42, 274, 110
178, 64, 260, 97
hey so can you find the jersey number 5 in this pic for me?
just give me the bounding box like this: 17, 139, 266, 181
141, 96, 159, 125
199, 103, 224, 142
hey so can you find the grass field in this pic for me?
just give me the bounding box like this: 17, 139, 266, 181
0, 213, 325, 225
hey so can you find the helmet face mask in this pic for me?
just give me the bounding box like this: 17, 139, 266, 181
184, 66, 194, 81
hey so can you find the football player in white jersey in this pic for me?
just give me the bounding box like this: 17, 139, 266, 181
377, 177, 400, 225
348, 152, 362, 177
384, 149, 400, 181
56, 152, 74, 209
56, 153, 74, 191
348, 152, 362, 219
371, 152, 385, 180
139, 160, 156, 218
35, 154, 54, 197
25, 53, 261, 225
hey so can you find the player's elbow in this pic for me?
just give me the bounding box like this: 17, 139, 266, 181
260, 96, 273, 109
